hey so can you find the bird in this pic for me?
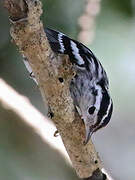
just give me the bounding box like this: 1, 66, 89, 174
23, 27, 113, 144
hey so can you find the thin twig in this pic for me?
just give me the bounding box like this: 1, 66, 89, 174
3, 0, 112, 179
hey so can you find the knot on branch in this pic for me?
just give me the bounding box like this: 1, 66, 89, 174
4, 0, 42, 27
4, 0, 28, 21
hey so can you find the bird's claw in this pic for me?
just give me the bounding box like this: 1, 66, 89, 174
54, 130, 59, 137
47, 106, 54, 119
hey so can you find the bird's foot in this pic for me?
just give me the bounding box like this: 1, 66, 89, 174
54, 130, 59, 137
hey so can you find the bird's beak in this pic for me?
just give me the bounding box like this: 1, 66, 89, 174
84, 123, 93, 145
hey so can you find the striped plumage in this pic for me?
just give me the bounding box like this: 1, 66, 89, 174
45, 28, 113, 144
23, 28, 113, 144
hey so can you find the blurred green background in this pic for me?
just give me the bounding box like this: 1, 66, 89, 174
0, 0, 135, 179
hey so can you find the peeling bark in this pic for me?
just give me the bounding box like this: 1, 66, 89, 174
3, 0, 109, 179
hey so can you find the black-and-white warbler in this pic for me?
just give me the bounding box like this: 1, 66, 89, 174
23, 28, 113, 144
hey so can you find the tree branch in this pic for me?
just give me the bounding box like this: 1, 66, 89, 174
3, 0, 111, 179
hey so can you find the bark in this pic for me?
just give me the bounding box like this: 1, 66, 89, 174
3, 0, 110, 179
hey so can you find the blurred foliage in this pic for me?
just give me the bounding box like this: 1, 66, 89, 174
0, 0, 135, 179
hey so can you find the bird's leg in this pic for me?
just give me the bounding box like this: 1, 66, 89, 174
47, 106, 59, 137
29, 72, 35, 78
54, 130, 59, 137
47, 106, 54, 119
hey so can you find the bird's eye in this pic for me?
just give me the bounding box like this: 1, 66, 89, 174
88, 106, 96, 114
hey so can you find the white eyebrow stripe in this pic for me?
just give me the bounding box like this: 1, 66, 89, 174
70, 40, 84, 65
58, 33, 65, 53
94, 85, 102, 111
99, 98, 112, 126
